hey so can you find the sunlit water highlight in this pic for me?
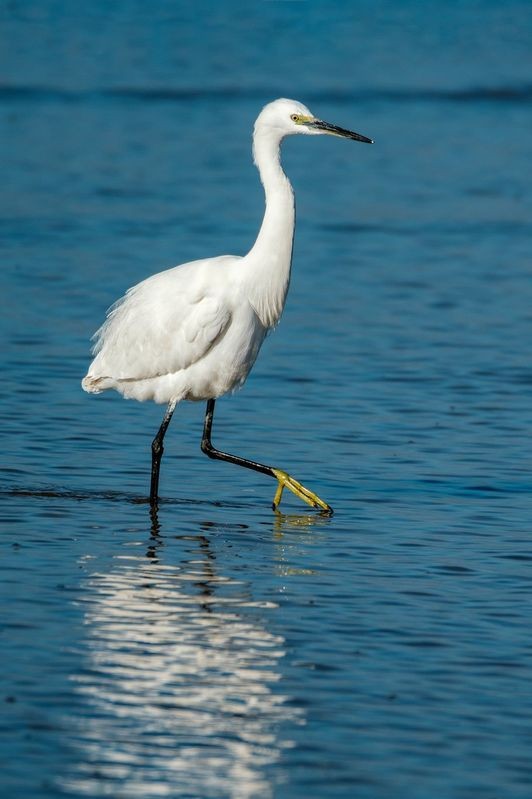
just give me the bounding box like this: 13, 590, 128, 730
61, 536, 301, 799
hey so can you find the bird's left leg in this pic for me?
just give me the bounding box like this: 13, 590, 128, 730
150, 399, 177, 506
201, 399, 332, 513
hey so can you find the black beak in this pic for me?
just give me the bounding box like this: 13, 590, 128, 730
310, 119, 373, 143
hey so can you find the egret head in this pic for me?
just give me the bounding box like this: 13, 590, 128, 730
255, 98, 373, 143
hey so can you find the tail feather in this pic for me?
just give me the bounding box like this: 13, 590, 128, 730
81, 374, 115, 394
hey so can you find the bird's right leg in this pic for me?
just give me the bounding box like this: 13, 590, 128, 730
201, 399, 333, 513
150, 400, 177, 506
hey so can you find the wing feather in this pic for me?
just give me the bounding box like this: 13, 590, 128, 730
89, 259, 234, 382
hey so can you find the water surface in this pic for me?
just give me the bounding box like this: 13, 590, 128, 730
2, 2, 532, 797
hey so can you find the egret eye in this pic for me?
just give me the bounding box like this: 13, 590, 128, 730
290, 114, 299, 122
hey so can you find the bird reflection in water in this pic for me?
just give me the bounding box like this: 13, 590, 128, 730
60, 514, 304, 799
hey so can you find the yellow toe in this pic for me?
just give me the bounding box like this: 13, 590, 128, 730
271, 468, 332, 514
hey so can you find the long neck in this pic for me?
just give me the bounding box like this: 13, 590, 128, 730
246, 128, 295, 328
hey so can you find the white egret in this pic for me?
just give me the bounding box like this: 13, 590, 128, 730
82, 98, 372, 512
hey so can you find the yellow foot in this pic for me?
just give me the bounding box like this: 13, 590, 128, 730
271, 468, 333, 514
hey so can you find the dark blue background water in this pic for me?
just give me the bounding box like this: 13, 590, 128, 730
2, 2, 532, 797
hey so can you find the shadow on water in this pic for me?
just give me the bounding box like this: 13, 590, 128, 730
2, 485, 248, 508
3, 486, 335, 536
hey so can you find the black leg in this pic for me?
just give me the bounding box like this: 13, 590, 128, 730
201, 399, 274, 477
200, 399, 333, 513
150, 400, 177, 506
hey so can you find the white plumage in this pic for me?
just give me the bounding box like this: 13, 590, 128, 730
82, 98, 372, 511
83, 256, 265, 404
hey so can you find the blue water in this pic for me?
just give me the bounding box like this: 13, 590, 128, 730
2, 2, 532, 797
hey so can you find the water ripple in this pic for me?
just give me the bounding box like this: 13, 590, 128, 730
3, 82, 532, 106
